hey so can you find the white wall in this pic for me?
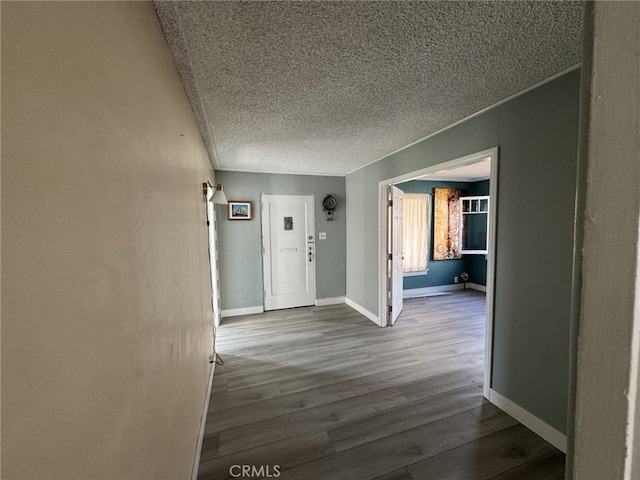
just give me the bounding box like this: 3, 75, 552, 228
1, 2, 214, 478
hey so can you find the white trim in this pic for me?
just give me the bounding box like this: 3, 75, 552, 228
403, 269, 429, 277
315, 296, 346, 306
345, 297, 381, 326
378, 183, 389, 329
403, 284, 462, 298
378, 147, 499, 399
221, 306, 264, 318
484, 152, 499, 398
489, 388, 567, 453
403, 283, 487, 299
347, 64, 581, 175
379, 148, 497, 187
468, 282, 487, 293
416, 175, 490, 183
216, 167, 346, 178
191, 362, 215, 480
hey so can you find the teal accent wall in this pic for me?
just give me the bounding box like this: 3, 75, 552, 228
345, 70, 580, 434
397, 179, 489, 289
216, 171, 346, 310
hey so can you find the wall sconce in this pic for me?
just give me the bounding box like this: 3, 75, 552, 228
203, 181, 228, 205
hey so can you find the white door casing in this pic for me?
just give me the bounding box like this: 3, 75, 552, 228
388, 185, 404, 325
262, 194, 316, 311
206, 184, 221, 329
377, 147, 499, 399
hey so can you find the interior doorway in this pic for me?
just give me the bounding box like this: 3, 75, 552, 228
378, 147, 499, 398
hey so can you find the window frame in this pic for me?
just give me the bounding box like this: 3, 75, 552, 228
459, 195, 490, 255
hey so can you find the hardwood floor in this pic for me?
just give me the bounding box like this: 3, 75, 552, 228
198, 290, 565, 479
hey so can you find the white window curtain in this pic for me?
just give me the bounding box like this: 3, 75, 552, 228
403, 193, 430, 272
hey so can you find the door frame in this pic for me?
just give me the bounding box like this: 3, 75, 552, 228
387, 185, 404, 326
377, 147, 499, 399
205, 182, 222, 329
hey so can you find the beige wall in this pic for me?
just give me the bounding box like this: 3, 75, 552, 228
1, 2, 214, 478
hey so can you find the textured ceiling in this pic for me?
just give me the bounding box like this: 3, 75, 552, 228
154, 1, 584, 176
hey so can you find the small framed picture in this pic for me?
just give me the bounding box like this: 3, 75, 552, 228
228, 201, 252, 220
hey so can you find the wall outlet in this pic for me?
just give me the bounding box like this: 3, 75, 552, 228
319, 232, 327, 240
454, 276, 459, 283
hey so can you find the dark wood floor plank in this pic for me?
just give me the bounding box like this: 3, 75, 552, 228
280, 411, 494, 480
199, 434, 219, 463
197, 430, 335, 480
215, 387, 409, 456
469, 402, 520, 433
488, 451, 566, 480
199, 291, 565, 480
406, 424, 556, 480
397, 364, 484, 402
327, 383, 486, 452
372, 468, 415, 480
274, 351, 423, 396
211, 353, 479, 418
208, 381, 281, 412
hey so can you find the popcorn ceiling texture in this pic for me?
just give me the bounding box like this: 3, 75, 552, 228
154, 1, 583, 175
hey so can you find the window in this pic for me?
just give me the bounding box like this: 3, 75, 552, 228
459, 195, 489, 254
403, 193, 430, 272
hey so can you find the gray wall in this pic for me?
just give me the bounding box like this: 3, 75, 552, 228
216, 171, 346, 310
345, 70, 580, 433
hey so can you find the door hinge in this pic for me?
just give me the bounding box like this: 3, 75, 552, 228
388, 306, 393, 314
387, 253, 392, 261
387, 200, 393, 207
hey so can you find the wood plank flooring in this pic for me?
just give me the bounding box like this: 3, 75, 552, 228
198, 290, 564, 479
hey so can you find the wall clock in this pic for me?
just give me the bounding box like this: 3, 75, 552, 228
322, 194, 337, 221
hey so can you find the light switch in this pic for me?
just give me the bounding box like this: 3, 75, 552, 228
319, 232, 327, 240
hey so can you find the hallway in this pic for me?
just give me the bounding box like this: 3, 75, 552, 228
197, 291, 564, 479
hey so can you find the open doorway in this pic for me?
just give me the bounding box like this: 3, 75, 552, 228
378, 147, 498, 399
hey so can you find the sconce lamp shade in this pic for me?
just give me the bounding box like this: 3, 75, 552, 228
210, 184, 228, 205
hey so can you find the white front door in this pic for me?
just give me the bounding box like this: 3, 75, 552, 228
262, 194, 316, 311
388, 185, 404, 325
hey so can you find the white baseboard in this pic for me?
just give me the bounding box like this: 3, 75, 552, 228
403, 284, 463, 298
221, 306, 264, 318
403, 283, 487, 299
489, 388, 567, 453
468, 283, 487, 292
345, 297, 381, 326
192, 361, 215, 480
315, 296, 345, 306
